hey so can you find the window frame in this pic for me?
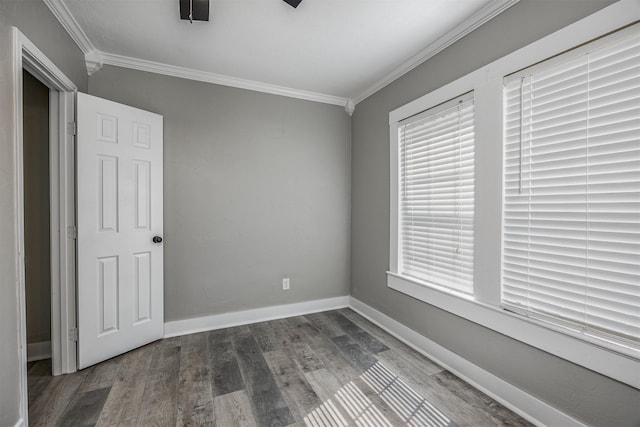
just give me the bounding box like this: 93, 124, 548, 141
397, 92, 476, 295
501, 25, 640, 350
387, 0, 640, 389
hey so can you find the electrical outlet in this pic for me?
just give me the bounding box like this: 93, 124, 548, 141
282, 278, 290, 291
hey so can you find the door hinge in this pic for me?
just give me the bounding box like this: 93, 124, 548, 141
67, 225, 77, 240
68, 121, 77, 136
69, 328, 78, 342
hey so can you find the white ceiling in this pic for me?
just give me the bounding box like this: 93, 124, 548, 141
52, 0, 515, 106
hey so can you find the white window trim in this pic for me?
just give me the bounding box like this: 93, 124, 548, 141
397, 91, 476, 295
388, 0, 640, 389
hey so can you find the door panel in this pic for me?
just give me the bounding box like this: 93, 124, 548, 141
77, 93, 163, 369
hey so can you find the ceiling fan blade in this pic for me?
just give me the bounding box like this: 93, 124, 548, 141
283, 0, 302, 8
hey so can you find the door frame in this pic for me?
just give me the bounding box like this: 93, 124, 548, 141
13, 27, 78, 425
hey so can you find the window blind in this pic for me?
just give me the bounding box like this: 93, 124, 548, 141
399, 93, 475, 294
503, 29, 640, 347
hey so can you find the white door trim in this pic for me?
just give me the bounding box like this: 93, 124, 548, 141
13, 27, 78, 426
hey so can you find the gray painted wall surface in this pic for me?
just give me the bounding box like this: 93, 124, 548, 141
1, 1, 637, 425
0, 1, 87, 424
89, 65, 351, 322
23, 70, 52, 346
350, 1, 640, 426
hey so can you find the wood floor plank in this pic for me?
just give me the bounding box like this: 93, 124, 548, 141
339, 308, 444, 375
287, 316, 322, 341
332, 319, 443, 425
231, 327, 295, 427
433, 370, 534, 427
296, 329, 361, 385
29, 369, 90, 427
177, 332, 215, 426
331, 335, 378, 371
267, 319, 325, 373
77, 353, 125, 393
304, 369, 356, 427
213, 390, 258, 427
319, 311, 391, 354
297, 319, 405, 426
263, 349, 323, 424
27, 358, 50, 374
360, 361, 458, 426
136, 345, 181, 426
27, 309, 530, 427
302, 360, 404, 426
325, 311, 363, 336
370, 349, 497, 426
28, 359, 53, 407
57, 386, 111, 427
336, 376, 405, 427
208, 329, 245, 397
285, 315, 309, 328
322, 311, 390, 355
95, 343, 156, 426
160, 336, 182, 348
305, 312, 345, 337
375, 348, 443, 388
248, 321, 279, 353
349, 329, 389, 354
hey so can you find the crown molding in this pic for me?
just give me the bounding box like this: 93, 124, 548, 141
344, 98, 356, 116
351, 0, 520, 105
44, 0, 517, 111
84, 50, 103, 76
43, 0, 349, 108
43, 0, 94, 54
96, 51, 349, 107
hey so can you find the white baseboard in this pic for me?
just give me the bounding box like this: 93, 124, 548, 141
164, 295, 350, 338
13, 418, 25, 427
348, 297, 585, 427
27, 341, 51, 362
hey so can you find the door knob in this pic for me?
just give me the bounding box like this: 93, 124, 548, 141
152, 236, 163, 244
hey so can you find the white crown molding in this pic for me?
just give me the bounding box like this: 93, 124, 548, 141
44, 0, 517, 110
351, 0, 520, 105
96, 51, 349, 107
43, 0, 95, 54
43, 0, 349, 108
345, 98, 356, 116
84, 50, 103, 76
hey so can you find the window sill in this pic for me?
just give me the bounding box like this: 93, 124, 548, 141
386, 272, 640, 389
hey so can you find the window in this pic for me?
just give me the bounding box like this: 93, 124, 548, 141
398, 93, 475, 294
388, 1, 639, 389
503, 29, 640, 348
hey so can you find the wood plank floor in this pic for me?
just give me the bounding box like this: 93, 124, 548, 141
28, 309, 533, 427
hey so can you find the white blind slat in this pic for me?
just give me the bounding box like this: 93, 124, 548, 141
502, 29, 640, 347
400, 93, 475, 294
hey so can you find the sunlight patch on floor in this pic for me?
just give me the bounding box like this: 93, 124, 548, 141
363, 362, 453, 427
304, 361, 455, 427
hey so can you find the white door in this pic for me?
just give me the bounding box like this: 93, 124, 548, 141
77, 93, 163, 369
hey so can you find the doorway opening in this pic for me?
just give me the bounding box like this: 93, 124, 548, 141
14, 27, 78, 426
23, 68, 54, 408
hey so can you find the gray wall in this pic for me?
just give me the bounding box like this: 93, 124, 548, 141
0, 1, 87, 424
350, 1, 640, 426
23, 70, 52, 346
2, 1, 637, 425
89, 65, 351, 322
